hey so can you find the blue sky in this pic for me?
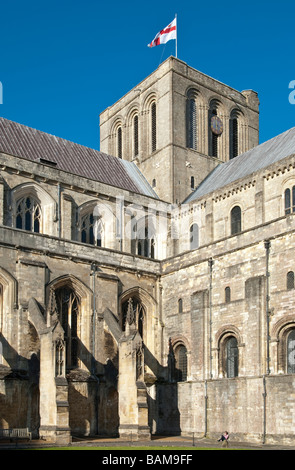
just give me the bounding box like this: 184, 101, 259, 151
0, 0, 294, 150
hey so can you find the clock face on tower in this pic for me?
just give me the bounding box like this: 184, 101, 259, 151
211, 116, 223, 135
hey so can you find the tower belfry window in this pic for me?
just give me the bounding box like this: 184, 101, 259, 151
209, 106, 219, 158
151, 102, 157, 153
230, 111, 239, 159
117, 126, 122, 159
187, 97, 197, 150
133, 114, 139, 157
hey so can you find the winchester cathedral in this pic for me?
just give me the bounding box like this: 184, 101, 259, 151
1, 56, 295, 445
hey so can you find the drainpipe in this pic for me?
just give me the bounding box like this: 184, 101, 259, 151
264, 240, 271, 375
208, 258, 214, 379
204, 380, 208, 437
262, 375, 267, 444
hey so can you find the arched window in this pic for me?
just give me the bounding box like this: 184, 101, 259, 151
287, 271, 295, 290
81, 212, 102, 246
285, 186, 295, 215
225, 286, 231, 303
133, 114, 139, 157
208, 101, 220, 158
190, 176, 195, 190
287, 329, 295, 373
229, 110, 239, 159
135, 217, 156, 259
226, 336, 239, 378
117, 125, 122, 158
190, 223, 199, 250
16, 196, 41, 233
55, 286, 80, 369
178, 298, 183, 313
174, 344, 187, 382
151, 102, 157, 153
186, 95, 197, 150
231, 206, 241, 235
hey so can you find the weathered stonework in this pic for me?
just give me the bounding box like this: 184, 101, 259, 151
0, 57, 295, 446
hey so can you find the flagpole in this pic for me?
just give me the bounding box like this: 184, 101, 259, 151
175, 14, 177, 58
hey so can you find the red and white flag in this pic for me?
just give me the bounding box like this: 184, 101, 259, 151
147, 18, 177, 48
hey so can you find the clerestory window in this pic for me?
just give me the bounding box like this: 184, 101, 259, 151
231, 206, 242, 235
285, 186, 295, 215
16, 196, 41, 233
81, 212, 102, 246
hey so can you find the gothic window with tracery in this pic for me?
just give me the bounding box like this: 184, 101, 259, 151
137, 227, 155, 258
16, 196, 41, 233
81, 212, 102, 246
55, 287, 80, 369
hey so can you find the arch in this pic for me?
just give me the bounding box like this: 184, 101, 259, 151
178, 298, 183, 313
287, 271, 295, 290
0, 267, 18, 366
208, 98, 223, 158
11, 182, 56, 235
231, 205, 242, 235
110, 118, 124, 159
143, 93, 157, 154
216, 326, 242, 378
119, 286, 157, 346
186, 88, 199, 150
189, 223, 199, 250
272, 318, 295, 373
170, 335, 190, 382
127, 106, 140, 159
229, 109, 240, 159
47, 274, 93, 370
225, 286, 231, 303
78, 199, 117, 249
133, 214, 157, 258
0, 266, 18, 311
47, 274, 92, 300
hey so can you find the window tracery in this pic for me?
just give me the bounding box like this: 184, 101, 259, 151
16, 196, 41, 233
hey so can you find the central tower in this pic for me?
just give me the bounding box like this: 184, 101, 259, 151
99, 57, 259, 203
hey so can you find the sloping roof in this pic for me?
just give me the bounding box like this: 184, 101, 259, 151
184, 127, 295, 203
0, 117, 158, 199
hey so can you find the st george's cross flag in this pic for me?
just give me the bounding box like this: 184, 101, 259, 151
147, 18, 177, 48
